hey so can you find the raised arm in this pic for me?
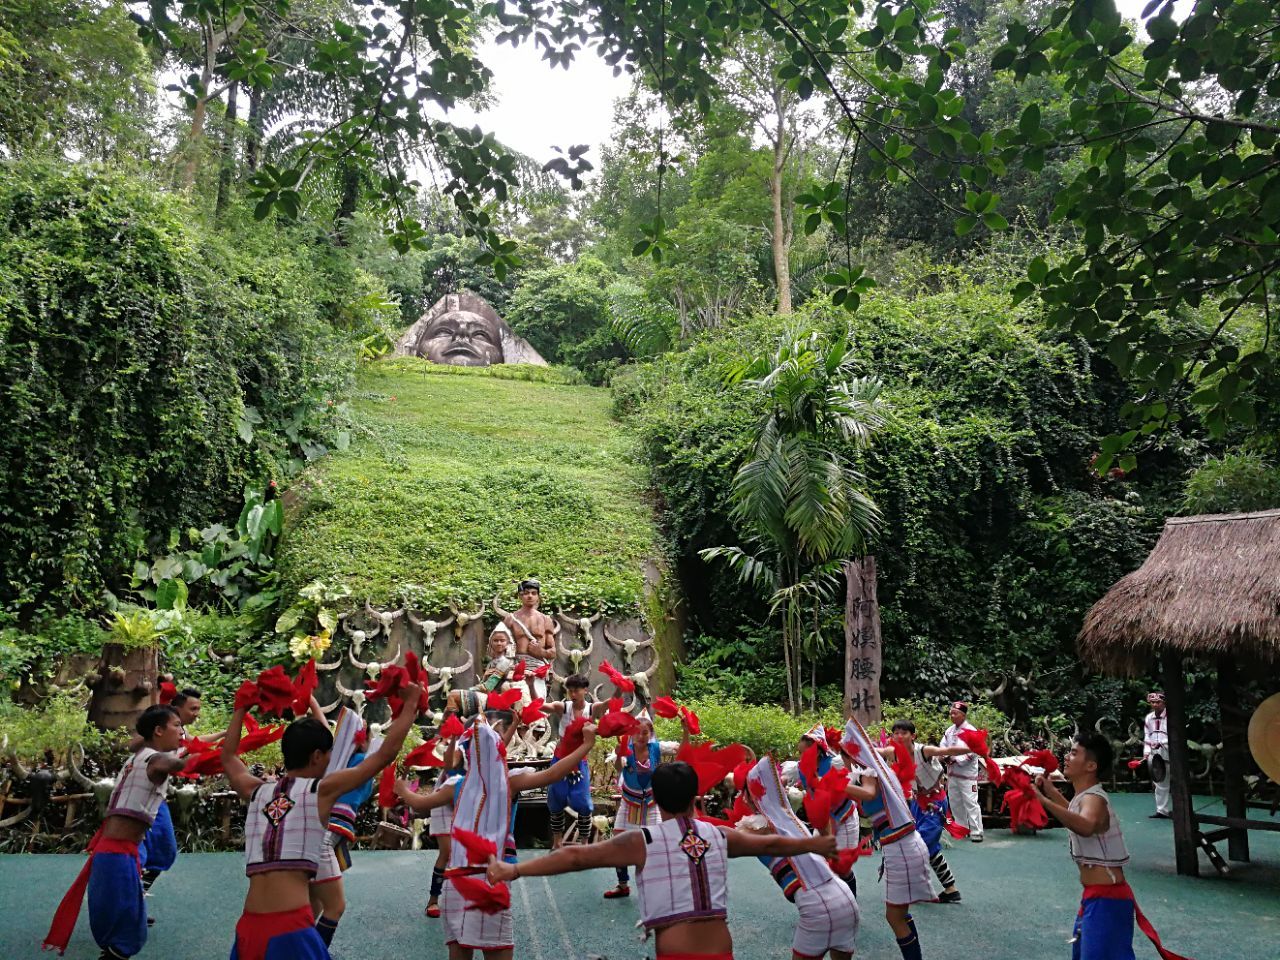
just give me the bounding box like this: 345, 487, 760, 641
923, 744, 971, 760
843, 776, 879, 805
723, 827, 836, 859
321, 684, 423, 801
488, 829, 644, 884
510, 725, 597, 792
221, 706, 266, 800
1034, 777, 1103, 834
394, 779, 455, 814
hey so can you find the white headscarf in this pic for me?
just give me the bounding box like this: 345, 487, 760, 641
746, 756, 833, 888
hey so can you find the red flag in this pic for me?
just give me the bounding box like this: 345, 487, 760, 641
555, 716, 590, 758
511, 659, 527, 682
597, 709, 639, 739
440, 714, 466, 739
486, 688, 522, 711
1024, 749, 1059, 775
451, 876, 511, 913
890, 739, 917, 800
957, 727, 1003, 785
678, 705, 701, 735
233, 680, 258, 711
158, 681, 178, 705
532, 663, 550, 679
520, 698, 548, 726
653, 696, 680, 719
616, 735, 632, 760
452, 828, 498, 865
599, 662, 635, 692
255, 665, 297, 718
798, 742, 822, 789
403, 651, 429, 686
405, 740, 445, 768
1000, 766, 1049, 832
291, 659, 318, 716
377, 764, 397, 809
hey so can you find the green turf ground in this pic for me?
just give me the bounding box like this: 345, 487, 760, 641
5, 794, 1275, 959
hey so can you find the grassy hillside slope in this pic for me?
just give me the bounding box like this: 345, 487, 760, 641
277, 359, 659, 614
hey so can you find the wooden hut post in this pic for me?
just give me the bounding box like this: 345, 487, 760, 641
1161, 654, 1199, 876
1216, 655, 1250, 862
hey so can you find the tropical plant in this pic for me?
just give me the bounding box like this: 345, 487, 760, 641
701, 325, 887, 713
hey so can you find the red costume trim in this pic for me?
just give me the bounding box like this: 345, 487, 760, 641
42, 830, 139, 955
1080, 884, 1195, 960
233, 905, 316, 960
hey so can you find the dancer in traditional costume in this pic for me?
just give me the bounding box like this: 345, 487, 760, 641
446, 625, 519, 719
877, 720, 970, 903
131, 686, 223, 907
397, 716, 600, 960
486, 759, 836, 960
504, 578, 557, 700
425, 736, 464, 919
739, 756, 861, 960
1032, 732, 1192, 960
839, 718, 934, 960
792, 724, 861, 894
1140, 692, 1171, 819
309, 703, 379, 949
601, 708, 693, 899
939, 702, 984, 842
44, 704, 186, 959
543, 673, 611, 847
220, 681, 422, 960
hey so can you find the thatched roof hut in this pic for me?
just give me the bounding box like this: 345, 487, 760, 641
1077, 507, 1280, 877
1078, 508, 1280, 676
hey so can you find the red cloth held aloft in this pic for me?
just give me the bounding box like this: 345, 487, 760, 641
677, 741, 749, 796
653, 696, 680, 719
452, 828, 498, 865
532, 663, 550, 679
520, 698, 548, 726
1024, 749, 1059, 775
440, 714, 465, 739
486, 688, 522, 711
291, 659, 318, 716
1000, 766, 1048, 832
255, 665, 297, 718
510, 659, 526, 682
599, 662, 635, 692
405, 739, 445, 769
679, 705, 701, 735
597, 709, 639, 739
890, 739, 917, 800
234, 680, 259, 711
957, 727, 1003, 785
158, 681, 178, 705
555, 716, 590, 758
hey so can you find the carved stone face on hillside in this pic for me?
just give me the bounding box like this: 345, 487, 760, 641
415, 309, 504, 366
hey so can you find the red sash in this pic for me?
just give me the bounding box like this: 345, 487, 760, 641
1080, 883, 1195, 960
234, 905, 316, 960
42, 829, 140, 955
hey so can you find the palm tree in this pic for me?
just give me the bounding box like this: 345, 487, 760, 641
701, 324, 886, 713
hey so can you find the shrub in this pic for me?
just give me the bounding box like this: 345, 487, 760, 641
0, 162, 369, 613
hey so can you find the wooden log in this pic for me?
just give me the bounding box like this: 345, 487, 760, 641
1216, 655, 1250, 862
843, 556, 882, 726
1162, 654, 1199, 876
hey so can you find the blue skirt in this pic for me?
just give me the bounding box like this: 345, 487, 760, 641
88, 851, 147, 956
1073, 895, 1137, 960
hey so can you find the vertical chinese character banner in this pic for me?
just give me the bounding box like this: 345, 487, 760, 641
843, 556, 882, 726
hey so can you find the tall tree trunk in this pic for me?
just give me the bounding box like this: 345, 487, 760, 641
215, 81, 239, 220
770, 109, 792, 315
246, 85, 263, 172
179, 13, 246, 189
333, 159, 361, 246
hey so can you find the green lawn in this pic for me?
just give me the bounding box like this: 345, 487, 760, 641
277, 359, 659, 614
7, 794, 1274, 959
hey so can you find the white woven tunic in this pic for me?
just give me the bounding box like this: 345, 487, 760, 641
1068, 784, 1130, 869
635, 816, 729, 930
106, 747, 170, 826
244, 776, 323, 876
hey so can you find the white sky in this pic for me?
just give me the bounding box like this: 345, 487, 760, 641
451, 0, 1190, 169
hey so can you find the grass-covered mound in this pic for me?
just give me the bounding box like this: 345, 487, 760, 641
278, 358, 659, 614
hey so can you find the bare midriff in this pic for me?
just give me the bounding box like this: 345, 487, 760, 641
100, 814, 148, 843
244, 870, 312, 913
653, 917, 732, 956
1077, 863, 1127, 886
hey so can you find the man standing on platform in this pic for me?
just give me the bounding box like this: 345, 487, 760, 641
1142, 692, 1171, 819
939, 702, 984, 842
505, 578, 556, 699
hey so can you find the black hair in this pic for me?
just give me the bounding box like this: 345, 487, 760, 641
565, 673, 589, 690
891, 719, 916, 735
518, 578, 541, 593
170, 688, 202, 707
137, 704, 179, 740
282, 717, 334, 770
652, 761, 699, 814
1074, 732, 1114, 775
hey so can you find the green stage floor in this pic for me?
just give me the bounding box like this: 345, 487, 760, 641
4, 794, 1275, 959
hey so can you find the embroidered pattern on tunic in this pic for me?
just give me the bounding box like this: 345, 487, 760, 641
680, 827, 711, 863
264, 794, 295, 827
